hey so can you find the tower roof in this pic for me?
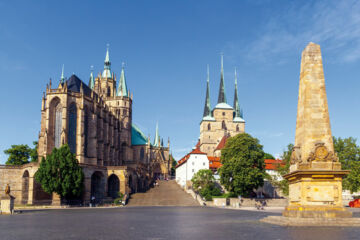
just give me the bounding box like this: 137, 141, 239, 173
203, 65, 215, 121
233, 68, 245, 123
66, 74, 93, 97
217, 53, 227, 104
153, 122, 160, 147
60, 64, 65, 84
102, 45, 112, 78
131, 124, 148, 146
88, 66, 95, 89
116, 63, 129, 97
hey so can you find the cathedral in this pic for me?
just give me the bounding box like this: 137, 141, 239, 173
0, 47, 171, 205
199, 55, 245, 157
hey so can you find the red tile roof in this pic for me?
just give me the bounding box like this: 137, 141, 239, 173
208, 156, 222, 170
215, 135, 229, 151
175, 148, 207, 168
264, 159, 284, 170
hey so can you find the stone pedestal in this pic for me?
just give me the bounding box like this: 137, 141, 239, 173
283, 170, 352, 218
51, 193, 61, 206
1, 195, 15, 215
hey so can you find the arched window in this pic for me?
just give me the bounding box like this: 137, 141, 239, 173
222, 121, 226, 130
54, 102, 62, 148
68, 103, 77, 154
140, 147, 145, 161
121, 142, 127, 162
84, 107, 89, 157
236, 124, 239, 132
207, 123, 211, 130
107, 87, 111, 97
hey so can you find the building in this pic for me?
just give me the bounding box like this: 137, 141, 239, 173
199, 58, 245, 156
175, 148, 209, 188
0, 47, 171, 205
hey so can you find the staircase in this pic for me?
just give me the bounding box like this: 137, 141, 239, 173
127, 180, 199, 206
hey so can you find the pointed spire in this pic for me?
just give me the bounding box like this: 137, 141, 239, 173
153, 122, 159, 147
217, 53, 227, 104
233, 67, 241, 118
102, 44, 112, 78
203, 64, 212, 118
60, 64, 65, 84
89, 65, 95, 89
116, 62, 129, 97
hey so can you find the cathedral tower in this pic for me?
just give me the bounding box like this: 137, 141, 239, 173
199, 55, 245, 156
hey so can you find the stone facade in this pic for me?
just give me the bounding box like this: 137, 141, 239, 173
283, 42, 351, 218
0, 48, 171, 205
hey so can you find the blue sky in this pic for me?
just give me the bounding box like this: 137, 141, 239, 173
1, 0, 360, 163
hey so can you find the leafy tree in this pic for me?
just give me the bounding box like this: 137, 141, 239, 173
4, 144, 32, 165
264, 153, 275, 160
333, 137, 360, 169
4, 141, 38, 165
35, 144, 84, 199
30, 141, 38, 162
333, 137, 360, 193
219, 133, 266, 197
191, 169, 221, 201
270, 143, 293, 196
170, 154, 177, 176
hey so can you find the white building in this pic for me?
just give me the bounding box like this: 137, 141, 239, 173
175, 148, 209, 187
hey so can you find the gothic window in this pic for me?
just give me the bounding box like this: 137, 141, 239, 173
236, 125, 239, 132
140, 148, 144, 161
123, 109, 127, 115
207, 123, 211, 130
84, 108, 89, 157
107, 87, 111, 97
222, 121, 227, 130
222, 112, 225, 116
68, 103, 77, 154
54, 102, 62, 148
121, 142, 127, 161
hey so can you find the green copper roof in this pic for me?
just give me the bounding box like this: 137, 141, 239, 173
116, 65, 128, 97
153, 122, 160, 147
203, 65, 212, 119
131, 124, 148, 146
88, 68, 95, 89
102, 45, 112, 78
60, 64, 65, 84
217, 54, 227, 104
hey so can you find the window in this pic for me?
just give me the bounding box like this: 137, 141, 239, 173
192, 169, 194, 173
222, 112, 225, 116
140, 148, 144, 161
236, 124, 239, 132
54, 102, 62, 148
222, 120, 226, 130
192, 162, 195, 166
203, 162, 205, 166
84, 108, 89, 157
68, 103, 77, 154
207, 123, 211, 130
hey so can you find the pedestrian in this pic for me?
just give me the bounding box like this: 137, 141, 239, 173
91, 196, 95, 207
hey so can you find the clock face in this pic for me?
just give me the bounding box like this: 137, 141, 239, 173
315, 146, 328, 160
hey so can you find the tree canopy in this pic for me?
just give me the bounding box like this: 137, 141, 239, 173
191, 169, 221, 201
264, 153, 275, 160
219, 133, 266, 197
4, 141, 38, 165
35, 144, 84, 199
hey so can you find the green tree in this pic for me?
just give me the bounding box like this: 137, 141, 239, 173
219, 133, 266, 197
264, 153, 275, 160
170, 154, 177, 176
35, 144, 84, 199
30, 141, 38, 162
333, 137, 360, 193
191, 169, 221, 201
4, 141, 39, 165
4, 144, 32, 165
270, 143, 293, 196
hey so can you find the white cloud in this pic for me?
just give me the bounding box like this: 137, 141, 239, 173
227, 0, 360, 64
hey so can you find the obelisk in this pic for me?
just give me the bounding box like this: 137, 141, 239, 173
283, 42, 351, 218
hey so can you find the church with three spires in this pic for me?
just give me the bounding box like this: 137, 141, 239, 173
0, 46, 171, 206
199, 55, 245, 157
